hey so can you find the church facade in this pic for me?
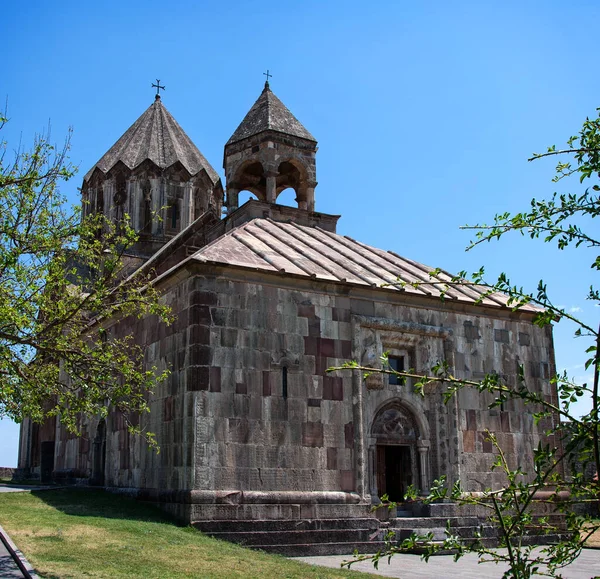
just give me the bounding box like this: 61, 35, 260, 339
18, 83, 559, 544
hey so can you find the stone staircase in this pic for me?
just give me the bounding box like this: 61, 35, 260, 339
388, 504, 568, 552
193, 503, 568, 556
193, 518, 388, 556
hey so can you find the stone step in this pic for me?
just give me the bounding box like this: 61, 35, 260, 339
252, 541, 388, 556
390, 514, 566, 530
206, 527, 383, 546
390, 516, 481, 528
423, 502, 568, 519
396, 525, 498, 541
394, 531, 569, 550
194, 516, 570, 557
395, 508, 413, 518
193, 517, 380, 534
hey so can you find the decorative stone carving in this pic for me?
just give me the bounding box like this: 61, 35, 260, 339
372, 407, 419, 441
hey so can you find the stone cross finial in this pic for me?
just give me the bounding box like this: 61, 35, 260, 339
263, 70, 272, 88
152, 79, 165, 99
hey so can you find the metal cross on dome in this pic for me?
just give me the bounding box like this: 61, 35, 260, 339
152, 79, 165, 98
263, 70, 272, 86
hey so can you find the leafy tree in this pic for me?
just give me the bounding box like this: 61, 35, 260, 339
0, 112, 171, 439
337, 109, 600, 578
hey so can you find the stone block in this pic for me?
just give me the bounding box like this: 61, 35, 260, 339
308, 317, 321, 337
323, 376, 343, 401
297, 304, 315, 318
340, 470, 354, 491
332, 307, 351, 323
307, 406, 321, 422
350, 299, 374, 317
209, 367, 221, 392
210, 307, 228, 326
163, 396, 174, 422
302, 422, 324, 447
463, 430, 475, 453
303, 336, 318, 356
466, 409, 476, 431
189, 345, 212, 366
190, 305, 212, 325
478, 431, 493, 453
221, 328, 239, 348
494, 328, 510, 344
344, 422, 354, 449
187, 366, 209, 391
519, 332, 530, 346
337, 321, 352, 341
190, 290, 218, 306
262, 371, 272, 396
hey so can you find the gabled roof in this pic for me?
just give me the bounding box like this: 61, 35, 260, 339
226, 83, 317, 146
189, 218, 539, 311
83, 97, 219, 183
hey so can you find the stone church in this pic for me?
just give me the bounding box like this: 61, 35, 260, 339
17, 81, 559, 553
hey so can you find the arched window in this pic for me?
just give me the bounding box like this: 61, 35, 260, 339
238, 190, 258, 207
276, 187, 296, 207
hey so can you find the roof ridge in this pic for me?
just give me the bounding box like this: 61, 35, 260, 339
266, 90, 273, 129
155, 101, 166, 167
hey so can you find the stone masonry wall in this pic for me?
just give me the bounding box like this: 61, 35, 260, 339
48, 266, 557, 520
181, 270, 556, 504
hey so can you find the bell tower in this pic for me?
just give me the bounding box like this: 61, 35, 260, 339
223, 80, 318, 214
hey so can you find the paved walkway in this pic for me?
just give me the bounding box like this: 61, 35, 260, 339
0, 536, 25, 578
0, 484, 57, 493
0, 525, 38, 579
297, 549, 600, 578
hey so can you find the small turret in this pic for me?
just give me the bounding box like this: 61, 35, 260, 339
223, 81, 317, 214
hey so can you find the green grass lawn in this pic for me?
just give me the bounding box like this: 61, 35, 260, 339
0, 489, 377, 579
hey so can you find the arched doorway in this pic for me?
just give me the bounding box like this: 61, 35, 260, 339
370, 402, 430, 502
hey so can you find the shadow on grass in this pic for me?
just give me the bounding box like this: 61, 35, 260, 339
30, 488, 182, 525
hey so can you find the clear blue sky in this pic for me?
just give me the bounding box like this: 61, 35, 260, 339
2, 0, 599, 466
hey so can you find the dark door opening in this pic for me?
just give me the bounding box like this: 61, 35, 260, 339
40, 441, 55, 483
91, 420, 106, 486
377, 445, 412, 502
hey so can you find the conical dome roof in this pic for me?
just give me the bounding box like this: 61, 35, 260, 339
226, 83, 316, 146
84, 96, 219, 183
